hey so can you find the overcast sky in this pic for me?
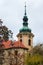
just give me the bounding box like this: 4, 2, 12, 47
0, 0, 43, 46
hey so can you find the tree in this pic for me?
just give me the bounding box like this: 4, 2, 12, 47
25, 52, 43, 65
0, 20, 13, 41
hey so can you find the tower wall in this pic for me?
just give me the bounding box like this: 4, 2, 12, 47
17, 33, 34, 51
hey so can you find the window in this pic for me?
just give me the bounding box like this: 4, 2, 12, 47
20, 35, 22, 38
28, 39, 31, 46
15, 50, 18, 55
20, 39, 22, 42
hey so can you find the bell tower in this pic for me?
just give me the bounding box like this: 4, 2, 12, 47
17, 4, 34, 51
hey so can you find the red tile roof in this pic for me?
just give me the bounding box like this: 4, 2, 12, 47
13, 41, 27, 48
0, 40, 28, 50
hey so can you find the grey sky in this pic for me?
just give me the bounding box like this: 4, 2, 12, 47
0, 0, 43, 46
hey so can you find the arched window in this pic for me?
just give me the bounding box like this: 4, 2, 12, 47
20, 39, 22, 42
28, 39, 31, 46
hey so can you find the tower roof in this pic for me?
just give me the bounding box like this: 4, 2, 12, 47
20, 26, 31, 33
23, 3, 28, 22
20, 3, 31, 33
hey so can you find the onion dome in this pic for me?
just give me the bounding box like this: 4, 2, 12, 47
20, 26, 31, 33
20, 3, 31, 33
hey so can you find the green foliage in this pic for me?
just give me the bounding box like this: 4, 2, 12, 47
0, 26, 13, 41
25, 44, 43, 65
25, 52, 43, 65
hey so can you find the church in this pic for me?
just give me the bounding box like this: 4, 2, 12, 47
0, 4, 34, 65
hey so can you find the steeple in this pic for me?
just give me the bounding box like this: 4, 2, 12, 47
17, 4, 34, 51
23, 2, 28, 23
20, 3, 31, 33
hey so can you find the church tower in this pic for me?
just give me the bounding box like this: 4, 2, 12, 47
17, 4, 34, 51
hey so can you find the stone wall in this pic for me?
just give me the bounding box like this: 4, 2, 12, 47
0, 48, 27, 65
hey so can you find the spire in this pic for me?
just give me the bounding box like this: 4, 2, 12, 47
23, 2, 28, 22
25, 2, 26, 15
19, 3, 31, 33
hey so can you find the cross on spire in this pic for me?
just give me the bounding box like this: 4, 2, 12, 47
25, 2, 26, 15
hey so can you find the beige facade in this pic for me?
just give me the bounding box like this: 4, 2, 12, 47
17, 32, 34, 51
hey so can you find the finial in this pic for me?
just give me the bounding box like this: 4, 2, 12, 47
23, 2, 28, 22
25, 2, 26, 15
